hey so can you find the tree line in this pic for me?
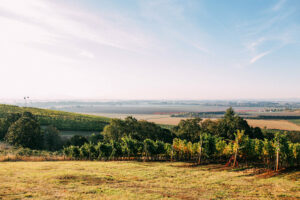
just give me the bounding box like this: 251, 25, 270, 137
1, 107, 299, 170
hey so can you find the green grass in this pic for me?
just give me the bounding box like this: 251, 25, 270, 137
0, 161, 299, 200
290, 119, 300, 126
0, 104, 110, 131
60, 130, 96, 138
0, 104, 109, 120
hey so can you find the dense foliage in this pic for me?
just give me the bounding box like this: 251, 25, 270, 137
63, 132, 300, 170
172, 108, 264, 142
102, 116, 174, 143
5, 112, 43, 149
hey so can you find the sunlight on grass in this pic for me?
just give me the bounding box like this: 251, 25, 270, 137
0, 161, 299, 199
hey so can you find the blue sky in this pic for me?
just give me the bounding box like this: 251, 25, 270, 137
0, 0, 299, 100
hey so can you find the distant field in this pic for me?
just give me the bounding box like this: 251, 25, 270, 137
59, 131, 96, 138
91, 113, 300, 131
247, 119, 300, 131
87, 113, 186, 126
290, 119, 300, 126
0, 161, 299, 200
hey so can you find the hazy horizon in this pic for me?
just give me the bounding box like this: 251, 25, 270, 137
1, 0, 300, 100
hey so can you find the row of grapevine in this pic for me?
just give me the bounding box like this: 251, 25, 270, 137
63, 132, 300, 170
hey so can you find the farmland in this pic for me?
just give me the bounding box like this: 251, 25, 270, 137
247, 119, 300, 131
290, 119, 300, 126
0, 161, 299, 200
91, 113, 300, 131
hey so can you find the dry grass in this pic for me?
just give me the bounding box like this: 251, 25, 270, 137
89, 113, 187, 125
0, 154, 69, 162
247, 119, 300, 131
0, 161, 299, 200
92, 113, 300, 131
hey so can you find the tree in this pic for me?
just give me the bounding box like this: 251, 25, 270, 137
102, 117, 174, 143
43, 125, 63, 151
172, 118, 202, 142
89, 133, 104, 144
5, 112, 42, 149
67, 135, 88, 147
0, 113, 21, 140
216, 108, 255, 140
102, 119, 126, 142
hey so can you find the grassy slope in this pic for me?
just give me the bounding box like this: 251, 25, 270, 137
0, 104, 110, 121
0, 161, 299, 200
0, 104, 110, 132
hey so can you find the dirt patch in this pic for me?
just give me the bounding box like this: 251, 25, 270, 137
56, 174, 118, 185
255, 167, 300, 179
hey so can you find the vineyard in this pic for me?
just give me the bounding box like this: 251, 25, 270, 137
63, 133, 300, 170
0, 104, 110, 131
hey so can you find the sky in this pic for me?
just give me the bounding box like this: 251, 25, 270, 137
0, 0, 300, 100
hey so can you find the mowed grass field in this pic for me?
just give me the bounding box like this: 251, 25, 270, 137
0, 161, 299, 200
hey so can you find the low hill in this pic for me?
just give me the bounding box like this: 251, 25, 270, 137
0, 104, 110, 132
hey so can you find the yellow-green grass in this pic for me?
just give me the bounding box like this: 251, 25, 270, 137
290, 119, 300, 126
0, 104, 110, 122
0, 162, 299, 200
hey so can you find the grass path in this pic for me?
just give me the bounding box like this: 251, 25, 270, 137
0, 161, 299, 200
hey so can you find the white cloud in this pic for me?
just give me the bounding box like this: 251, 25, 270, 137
0, 0, 153, 57
250, 51, 271, 64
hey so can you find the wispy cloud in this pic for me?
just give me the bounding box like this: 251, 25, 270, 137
0, 0, 154, 58
272, 0, 286, 11
250, 51, 271, 64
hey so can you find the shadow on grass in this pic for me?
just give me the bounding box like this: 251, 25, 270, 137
171, 162, 300, 180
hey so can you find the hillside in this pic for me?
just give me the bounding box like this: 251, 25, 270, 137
0, 104, 110, 132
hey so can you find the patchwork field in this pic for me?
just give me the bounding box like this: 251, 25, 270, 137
247, 119, 300, 131
91, 113, 300, 131
0, 161, 299, 200
290, 119, 300, 126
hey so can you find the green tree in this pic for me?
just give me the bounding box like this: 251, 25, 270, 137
0, 113, 21, 140
217, 108, 252, 140
43, 125, 63, 151
102, 119, 126, 141
172, 118, 202, 142
67, 135, 88, 147
89, 133, 104, 144
5, 112, 42, 149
